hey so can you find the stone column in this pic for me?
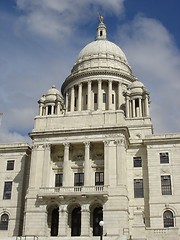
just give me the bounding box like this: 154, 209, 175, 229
78, 83, 82, 111
126, 96, 130, 118
70, 86, 75, 112
58, 205, 68, 236
132, 99, 136, 117
39, 104, 43, 116
118, 82, 122, 110
65, 92, 69, 111
108, 80, 112, 110
81, 204, 90, 236
42, 144, 51, 187
45, 106, 48, 115
51, 105, 54, 115
87, 81, 92, 110
84, 142, 90, 186
104, 141, 110, 186
29, 144, 39, 188
63, 143, 70, 187
57, 102, 60, 115
145, 95, 149, 117
116, 138, 126, 186
139, 98, 142, 117
98, 80, 102, 110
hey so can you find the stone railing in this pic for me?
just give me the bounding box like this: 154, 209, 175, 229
146, 227, 179, 236
38, 185, 108, 198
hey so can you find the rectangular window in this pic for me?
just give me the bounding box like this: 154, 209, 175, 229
3, 182, 12, 200
134, 179, 144, 198
95, 172, 104, 185
103, 93, 106, 103
6, 160, 14, 171
55, 174, 63, 187
161, 175, 172, 195
94, 93, 98, 103
160, 152, 169, 164
112, 94, 115, 104
47, 106, 51, 115
133, 157, 142, 167
74, 173, 84, 186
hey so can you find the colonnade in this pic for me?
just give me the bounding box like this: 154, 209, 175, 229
29, 137, 127, 189
125, 94, 149, 118
65, 80, 123, 112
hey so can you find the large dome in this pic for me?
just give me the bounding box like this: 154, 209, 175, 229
70, 22, 132, 76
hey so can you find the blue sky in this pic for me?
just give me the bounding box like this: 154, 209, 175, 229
0, 0, 180, 143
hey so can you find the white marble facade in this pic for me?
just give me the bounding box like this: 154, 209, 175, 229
1, 19, 180, 240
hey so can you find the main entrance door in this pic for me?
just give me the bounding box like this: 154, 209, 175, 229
51, 207, 59, 236
71, 207, 81, 236
93, 207, 103, 236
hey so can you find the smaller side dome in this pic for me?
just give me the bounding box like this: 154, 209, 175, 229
45, 85, 63, 103
129, 80, 144, 94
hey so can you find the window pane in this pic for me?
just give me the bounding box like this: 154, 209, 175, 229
7, 160, 14, 171
163, 210, 174, 227
133, 157, 142, 167
0, 214, 9, 230
95, 172, 104, 185
103, 93, 106, 103
161, 175, 172, 195
134, 179, 144, 198
3, 182, 12, 200
160, 152, 169, 164
55, 174, 63, 187
74, 173, 84, 186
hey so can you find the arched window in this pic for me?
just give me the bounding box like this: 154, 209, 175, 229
163, 210, 174, 228
0, 214, 9, 230
71, 207, 81, 236
93, 207, 103, 236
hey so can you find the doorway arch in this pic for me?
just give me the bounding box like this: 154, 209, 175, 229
93, 206, 103, 236
51, 207, 59, 236
71, 207, 81, 236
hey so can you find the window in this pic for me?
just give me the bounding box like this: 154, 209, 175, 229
161, 175, 172, 195
0, 214, 9, 230
7, 160, 14, 171
160, 152, 169, 164
163, 210, 174, 228
3, 182, 12, 200
94, 93, 98, 103
86, 95, 88, 105
134, 179, 144, 198
55, 174, 63, 187
112, 94, 114, 104
133, 157, 142, 167
103, 93, 106, 103
100, 30, 103, 37
95, 172, 104, 185
74, 173, 84, 186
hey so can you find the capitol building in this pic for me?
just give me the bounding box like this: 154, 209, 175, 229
1, 18, 180, 240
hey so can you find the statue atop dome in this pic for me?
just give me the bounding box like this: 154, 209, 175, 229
98, 12, 104, 23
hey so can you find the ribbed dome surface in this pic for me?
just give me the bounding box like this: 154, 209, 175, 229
71, 39, 131, 75
77, 40, 128, 63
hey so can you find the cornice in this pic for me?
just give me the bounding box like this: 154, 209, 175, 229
61, 69, 135, 93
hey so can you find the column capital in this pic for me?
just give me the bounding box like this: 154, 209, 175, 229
103, 140, 110, 146
43, 143, 51, 150
63, 142, 70, 148
83, 141, 90, 147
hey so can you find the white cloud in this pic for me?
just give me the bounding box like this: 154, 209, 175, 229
16, 0, 125, 40
116, 15, 180, 133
